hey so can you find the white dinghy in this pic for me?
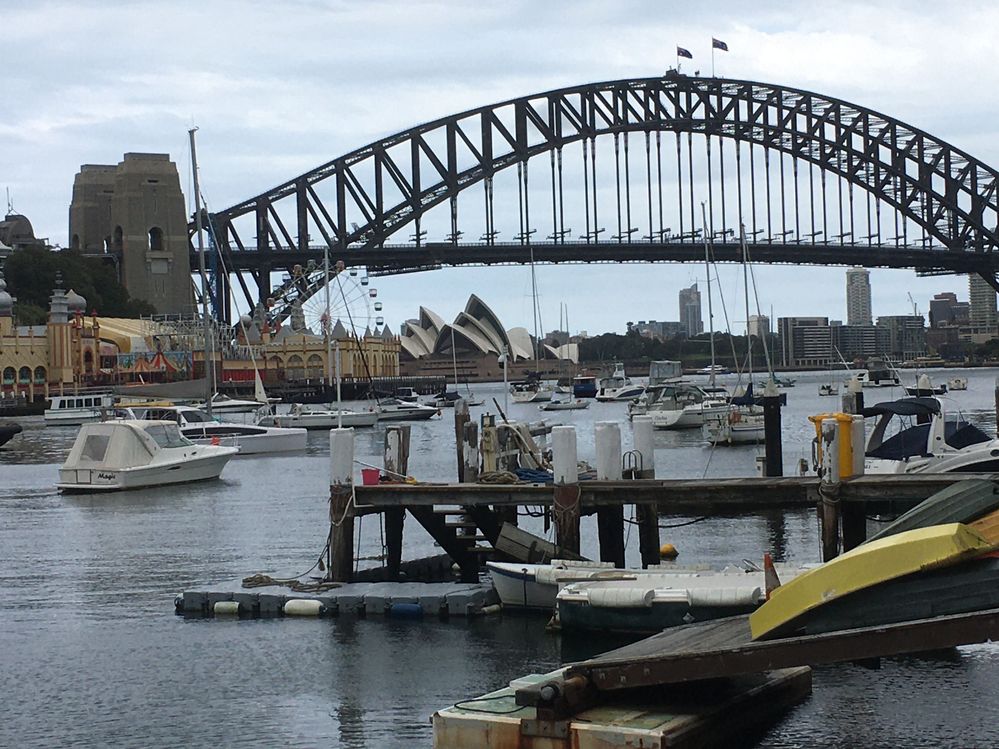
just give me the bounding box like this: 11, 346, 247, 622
57, 420, 238, 493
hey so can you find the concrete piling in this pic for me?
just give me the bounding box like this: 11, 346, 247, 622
551, 425, 581, 555
384, 425, 411, 579
631, 415, 661, 568
595, 422, 625, 567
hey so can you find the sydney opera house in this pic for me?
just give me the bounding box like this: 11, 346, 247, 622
399, 295, 577, 380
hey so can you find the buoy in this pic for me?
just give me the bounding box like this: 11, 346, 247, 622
763, 552, 782, 599
659, 542, 679, 560
283, 599, 326, 617
211, 436, 221, 446
213, 601, 241, 616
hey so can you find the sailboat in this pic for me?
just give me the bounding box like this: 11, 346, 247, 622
704, 223, 766, 446
510, 244, 554, 404
431, 327, 483, 408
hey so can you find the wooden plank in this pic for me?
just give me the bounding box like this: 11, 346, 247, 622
549, 607, 999, 693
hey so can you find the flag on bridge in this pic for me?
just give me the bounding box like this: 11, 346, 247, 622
712, 38, 729, 51
677, 46, 693, 59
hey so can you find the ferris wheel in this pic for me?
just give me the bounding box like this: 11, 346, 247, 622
300, 264, 384, 337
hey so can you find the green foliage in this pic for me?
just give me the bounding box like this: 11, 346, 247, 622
3, 247, 157, 323
578, 330, 777, 369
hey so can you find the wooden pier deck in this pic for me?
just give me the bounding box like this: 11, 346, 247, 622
354, 473, 991, 513
514, 606, 999, 718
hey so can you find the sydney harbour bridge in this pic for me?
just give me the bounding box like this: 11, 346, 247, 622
191, 72, 999, 325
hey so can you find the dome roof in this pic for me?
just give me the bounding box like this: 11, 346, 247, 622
66, 288, 87, 313
0, 271, 11, 316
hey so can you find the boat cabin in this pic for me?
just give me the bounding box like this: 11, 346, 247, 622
864, 397, 991, 461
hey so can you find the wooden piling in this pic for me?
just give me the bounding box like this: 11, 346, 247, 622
762, 380, 783, 477
480, 414, 498, 474
462, 421, 479, 483
595, 422, 625, 567
329, 428, 355, 583
841, 414, 868, 552
384, 425, 411, 580
552, 425, 581, 555
453, 398, 470, 482
632, 415, 661, 568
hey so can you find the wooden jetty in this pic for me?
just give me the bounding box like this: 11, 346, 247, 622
434, 666, 813, 749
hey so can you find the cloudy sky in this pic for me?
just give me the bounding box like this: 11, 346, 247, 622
5, 0, 999, 334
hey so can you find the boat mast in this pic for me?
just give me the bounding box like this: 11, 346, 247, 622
188, 127, 213, 418
335, 339, 343, 429
324, 246, 332, 388
450, 325, 458, 391
700, 202, 716, 387
741, 224, 753, 388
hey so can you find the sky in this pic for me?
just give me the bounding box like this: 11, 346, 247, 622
5, 0, 999, 335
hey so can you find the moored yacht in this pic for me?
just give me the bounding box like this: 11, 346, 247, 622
862, 396, 999, 473
510, 379, 554, 404
124, 405, 307, 453
257, 403, 379, 429
57, 420, 237, 492
595, 363, 644, 402
376, 398, 440, 421
646, 383, 729, 429
571, 374, 598, 399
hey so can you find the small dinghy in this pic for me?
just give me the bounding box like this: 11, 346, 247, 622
539, 399, 589, 412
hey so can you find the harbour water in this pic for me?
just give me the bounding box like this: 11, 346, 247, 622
4, 370, 999, 747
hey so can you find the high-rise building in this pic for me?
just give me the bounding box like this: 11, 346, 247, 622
928, 292, 970, 328
777, 317, 832, 368
876, 315, 927, 360
846, 267, 872, 326
748, 314, 770, 339
968, 274, 998, 330
678, 283, 703, 337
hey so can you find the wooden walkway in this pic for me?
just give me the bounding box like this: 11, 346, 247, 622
514, 607, 999, 717
354, 473, 993, 513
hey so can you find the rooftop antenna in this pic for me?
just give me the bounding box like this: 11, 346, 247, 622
5, 188, 12, 216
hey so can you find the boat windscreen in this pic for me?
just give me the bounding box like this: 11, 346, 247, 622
143, 424, 194, 448
945, 422, 992, 450
80, 434, 110, 462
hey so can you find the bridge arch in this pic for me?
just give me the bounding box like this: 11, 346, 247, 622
202, 74, 999, 322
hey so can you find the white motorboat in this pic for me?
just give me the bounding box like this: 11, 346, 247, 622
393, 387, 420, 404
595, 363, 644, 402
948, 377, 968, 391
863, 396, 999, 474
854, 357, 901, 388
510, 380, 554, 404
196, 392, 268, 414
125, 405, 307, 453
44, 393, 116, 426
696, 364, 730, 375
57, 420, 237, 492
257, 403, 379, 429
376, 398, 440, 421
646, 383, 729, 429
819, 383, 839, 396
539, 398, 589, 412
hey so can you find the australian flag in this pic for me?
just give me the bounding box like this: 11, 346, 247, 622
712, 38, 729, 51
677, 46, 693, 59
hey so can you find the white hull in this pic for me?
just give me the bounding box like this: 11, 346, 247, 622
704, 414, 766, 445
44, 410, 104, 426
595, 386, 645, 402
262, 410, 379, 429
540, 400, 589, 411
651, 402, 729, 430
183, 428, 307, 454
58, 450, 235, 492
511, 388, 553, 403
377, 405, 439, 422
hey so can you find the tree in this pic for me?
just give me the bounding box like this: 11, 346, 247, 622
3, 247, 157, 323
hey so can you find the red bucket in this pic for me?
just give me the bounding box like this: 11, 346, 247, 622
361, 467, 381, 486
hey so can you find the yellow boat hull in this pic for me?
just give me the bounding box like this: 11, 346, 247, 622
750, 523, 994, 640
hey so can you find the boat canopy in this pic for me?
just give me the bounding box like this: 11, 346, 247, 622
862, 398, 940, 419
62, 421, 192, 471
864, 398, 991, 460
